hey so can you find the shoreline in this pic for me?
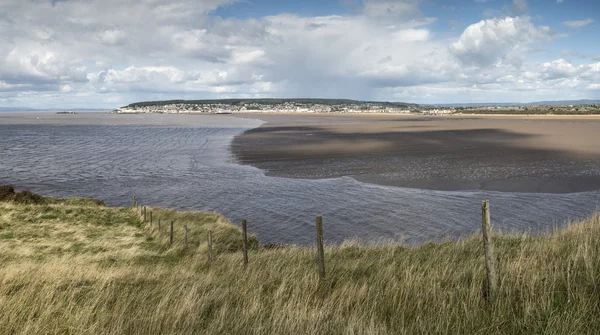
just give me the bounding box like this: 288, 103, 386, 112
4, 112, 600, 247
4, 111, 600, 194
138, 110, 600, 119
7, 109, 600, 120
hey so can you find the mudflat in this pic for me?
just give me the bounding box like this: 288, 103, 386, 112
231, 114, 600, 193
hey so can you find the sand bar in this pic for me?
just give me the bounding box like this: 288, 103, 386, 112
231, 113, 600, 193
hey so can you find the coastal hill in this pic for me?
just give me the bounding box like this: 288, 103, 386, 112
118, 98, 420, 114
2, 186, 600, 333
116, 98, 600, 115
125, 98, 419, 108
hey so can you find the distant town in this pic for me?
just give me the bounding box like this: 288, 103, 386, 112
113, 99, 600, 115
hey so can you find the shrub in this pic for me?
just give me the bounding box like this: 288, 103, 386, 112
0, 185, 46, 204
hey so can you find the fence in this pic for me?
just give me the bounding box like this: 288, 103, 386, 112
131, 196, 499, 301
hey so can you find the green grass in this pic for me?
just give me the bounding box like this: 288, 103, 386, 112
1, 197, 600, 334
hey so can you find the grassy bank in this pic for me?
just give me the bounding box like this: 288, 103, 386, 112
1, 192, 600, 334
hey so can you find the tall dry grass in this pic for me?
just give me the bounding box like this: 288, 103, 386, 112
1, 198, 600, 334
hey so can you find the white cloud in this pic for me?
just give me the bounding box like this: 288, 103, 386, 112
100, 66, 192, 85
61, 84, 73, 93
557, 0, 564, 3
231, 50, 270, 66
97, 30, 126, 46
450, 16, 556, 67
539, 59, 578, 79
0, 0, 598, 107
0, 45, 88, 86
258, 14, 446, 97
562, 19, 595, 28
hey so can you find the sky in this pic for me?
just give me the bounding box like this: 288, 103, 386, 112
0, 0, 599, 109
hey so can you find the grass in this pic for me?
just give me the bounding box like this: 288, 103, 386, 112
1, 195, 600, 334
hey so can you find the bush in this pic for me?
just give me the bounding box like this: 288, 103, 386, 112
0, 185, 15, 201
0, 185, 46, 204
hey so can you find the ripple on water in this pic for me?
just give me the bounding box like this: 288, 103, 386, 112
1, 115, 599, 245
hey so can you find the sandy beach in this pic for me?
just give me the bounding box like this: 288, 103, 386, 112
231, 113, 600, 193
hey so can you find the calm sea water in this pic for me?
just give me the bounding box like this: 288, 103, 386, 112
1, 113, 599, 245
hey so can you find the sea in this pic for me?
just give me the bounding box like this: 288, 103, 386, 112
1, 112, 599, 246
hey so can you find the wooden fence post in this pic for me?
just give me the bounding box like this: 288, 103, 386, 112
482, 200, 498, 301
143, 206, 146, 223
150, 211, 153, 226
316, 216, 325, 281
132, 196, 136, 208
158, 218, 161, 231
170, 221, 174, 246
184, 224, 188, 249
242, 219, 249, 266
208, 230, 213, 263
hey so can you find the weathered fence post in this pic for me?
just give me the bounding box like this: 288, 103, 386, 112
242, 219, 249, 267
132, 196, 136, 208
316, 216, 325, 281
150, 211, 153, 226
208, 230, 214, 263
143, 206, 146, 223
184, 224, 188, 249
170, 221, 174, 246
158, 218, 161, 231
482, 200, 498, 301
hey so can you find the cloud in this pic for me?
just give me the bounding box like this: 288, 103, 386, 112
539, 59, 579, 79
450, 16, 556, 67
60, 84, 73, 93
97, 30, 126, 46
385, 59, 600, 103
0, 0, 599, 107
482, 0, 528, 18
557, 0, 564, 3
0, 46, 88, 86
562, 19, 595, 28
257, 13, 447, 97
98, 66, 193, 85
305, 22, 327, 31
362, 0, 421, 18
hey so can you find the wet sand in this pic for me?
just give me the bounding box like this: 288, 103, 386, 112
231, 114, 600, 193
